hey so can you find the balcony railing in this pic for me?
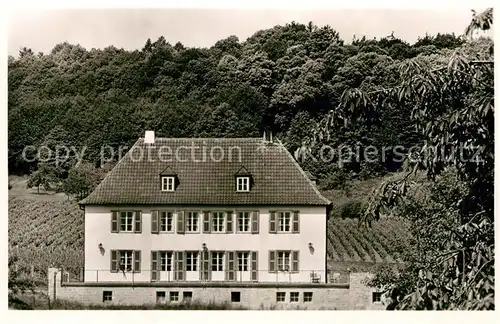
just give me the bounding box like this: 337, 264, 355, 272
60, 268, 350, 286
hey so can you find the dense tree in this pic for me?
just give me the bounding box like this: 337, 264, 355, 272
8, 21, 479, 186
312, 9, 494, 310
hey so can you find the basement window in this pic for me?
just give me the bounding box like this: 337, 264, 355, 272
290, 292, 299, 302
276, 292, 286, 302
372, 292, 382, 303
303, 292, 313, 302
231, 291, 241, 302
183, 291, 193, 301
170, 291, 179, 302
102, 291, 112, 302
156, 291, 166, 304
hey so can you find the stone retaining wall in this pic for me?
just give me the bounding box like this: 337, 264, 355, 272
48, 268, 385, 310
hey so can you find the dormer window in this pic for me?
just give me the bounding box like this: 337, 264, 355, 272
234, 166, 252, 192
162, 176, 175, 192
160, 166, 177, 192
236, 177, 250, 192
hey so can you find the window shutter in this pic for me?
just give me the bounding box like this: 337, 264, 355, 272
111, 211, 118, 233
203, 211, 211, 233
251, 251, 258, 281
134, 211, 142, 233
151, 251, 158, 281
292, 211, 300, 233
151, 210, 159, 234
177, 211, 185, 234
134, 250, 141, 272
226, 211, 234, 233
225, 251, 235, 281
269, 250, 276, 273
292, 251, 299, 273
269, 211, 277, 233
251, 211, 260, 234
174, 251, 185, 281
200, 251, 210, 281
110, 250, 118, 272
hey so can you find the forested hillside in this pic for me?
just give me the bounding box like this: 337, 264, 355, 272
9, 22, 465, 184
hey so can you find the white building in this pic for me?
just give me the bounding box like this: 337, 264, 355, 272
80, 133, 332, 285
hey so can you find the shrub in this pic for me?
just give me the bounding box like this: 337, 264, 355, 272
340, 200, 366, 219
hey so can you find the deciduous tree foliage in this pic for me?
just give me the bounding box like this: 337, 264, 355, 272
9, 22, 465, 181
314, 9, 494, 310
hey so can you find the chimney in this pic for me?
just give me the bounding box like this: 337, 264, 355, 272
144, 131, 155, 144
262, 130, 274, 144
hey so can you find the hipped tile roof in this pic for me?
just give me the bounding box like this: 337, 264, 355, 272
80, 138, 330, 206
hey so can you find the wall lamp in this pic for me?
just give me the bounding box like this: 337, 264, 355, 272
308, 242, 315, 254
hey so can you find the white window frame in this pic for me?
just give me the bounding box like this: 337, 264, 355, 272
186, 212, 199, 233
237, 212, 251, 233
160, 251, 173, 271
277, 211, 292, 233
161, 176, 175, 192
277, 251, 291, 272
120, 211, 134, 232
159, 211, 174, 232
212, 212, 225, 232
237, 251, 250, 271
211, 252, 224, 271
119, 250, 133, 272
186, 251, 198, 271
236, 177, 250, 192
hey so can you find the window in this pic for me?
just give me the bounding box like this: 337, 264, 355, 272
303, 292, 313, 302
160, 212, 174, 232
119, 250, 133, 272
237, 252, 249, 271
186, 252, 198, 271
231, 292, 241, 302
372, 292, 382, 303
211, 252, 224, 271
276, 292, 286, 302
278, 212, 291, 232
102, 291, 112, 302
162, 176, 175, 191
160, 252, 173, 271
186, 212, 199, 232
290, 292, 299, 302
237, 212, 250, 232
277, 251, 291, 271
169, 291, 179, 302
120, 211, 134, 232
183, 291, 193, 301
236, 177, 250, 192
212, 212, 225, 232
156, 291, 166, 304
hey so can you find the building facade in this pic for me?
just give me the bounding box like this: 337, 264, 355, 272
60, 133, 385, 309
80, 134, 331, 285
